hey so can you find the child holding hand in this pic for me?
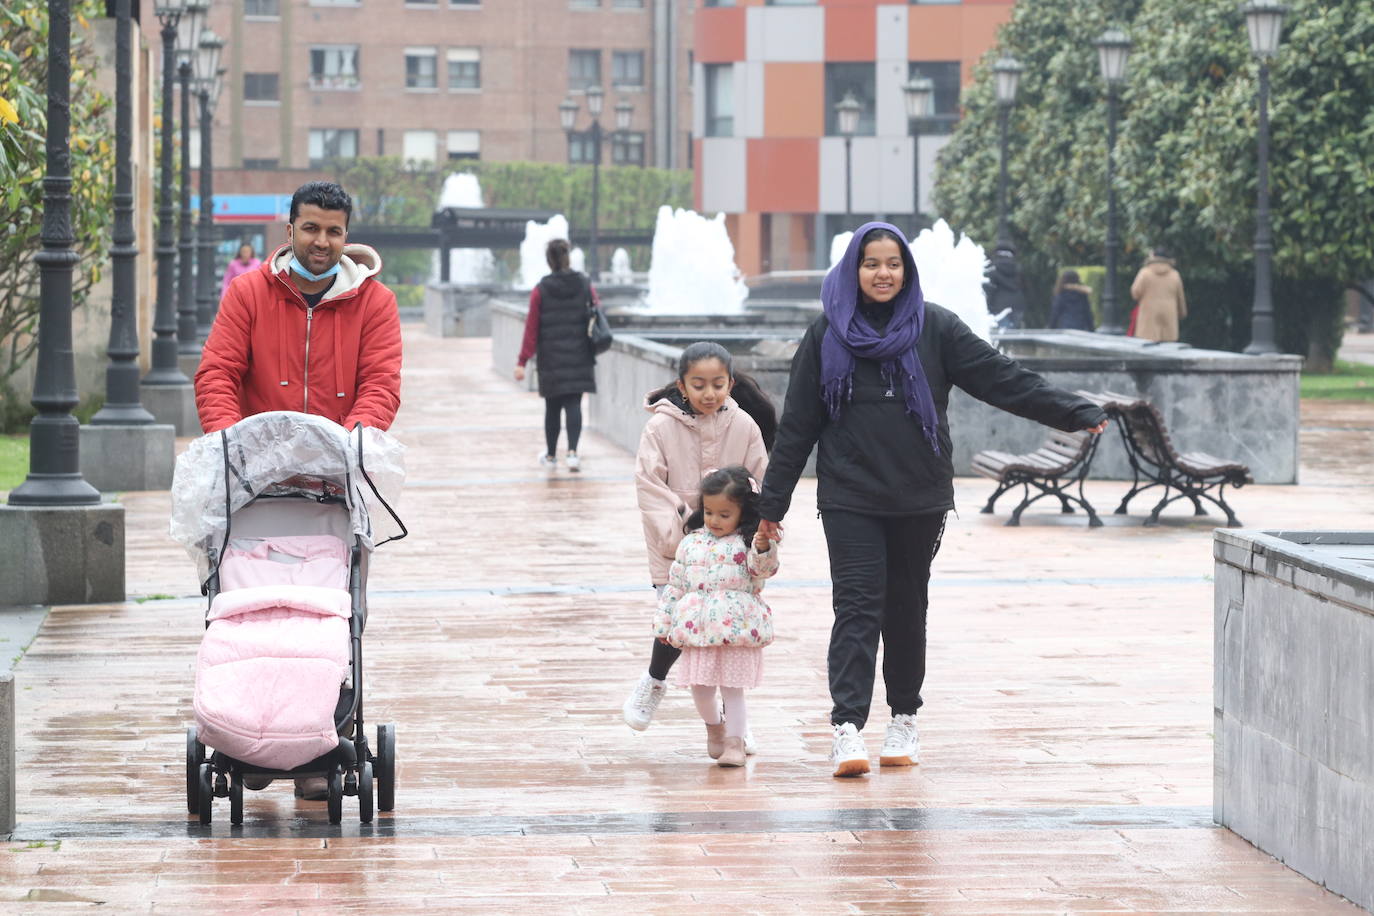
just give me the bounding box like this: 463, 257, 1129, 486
654, 466, 778, 767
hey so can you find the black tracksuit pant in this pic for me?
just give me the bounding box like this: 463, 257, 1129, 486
821, 510, 946, 730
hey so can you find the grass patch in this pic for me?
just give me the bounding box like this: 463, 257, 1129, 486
0, 435, 28, 493
1300, 360, 1374, 402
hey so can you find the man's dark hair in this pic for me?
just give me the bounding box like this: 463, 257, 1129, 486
290, 181, 353, 226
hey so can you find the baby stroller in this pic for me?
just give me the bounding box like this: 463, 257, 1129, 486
169, 411, 407, 825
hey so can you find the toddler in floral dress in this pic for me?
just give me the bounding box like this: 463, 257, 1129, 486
654, 466, 778, 767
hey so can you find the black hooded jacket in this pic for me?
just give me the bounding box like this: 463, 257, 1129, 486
534, 270, 597, 399
756, 301, 1108, 521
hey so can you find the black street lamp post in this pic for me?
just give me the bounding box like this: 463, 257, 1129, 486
174, 2, 206, 356
558, 87, 632, 280
991, 57, 1022, 254
902, 76, 934, 233
1095, 27, 1132, 335
195, 36, 225, 339
835, 93, 861, 220
7, 0, 100, 506
90, 0, 155, 427
1242, 1, 1286, 355
145, 0, 190, 385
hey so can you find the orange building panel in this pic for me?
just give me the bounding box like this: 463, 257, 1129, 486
696, 8, 747, 64
763, 63, 825, 138
746, 138, 818, 214
960, 5, 1014, 64
908, 6, 964, 61
824, 4, 875, 60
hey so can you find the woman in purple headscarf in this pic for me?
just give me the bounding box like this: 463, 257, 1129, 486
756, 222, 1108, 779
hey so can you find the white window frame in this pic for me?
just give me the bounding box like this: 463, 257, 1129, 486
447, 47, 481, 91
309, 45, 360, 91
405, 47, 439, 91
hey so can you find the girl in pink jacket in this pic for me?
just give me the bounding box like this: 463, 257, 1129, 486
623, 341, 775, 738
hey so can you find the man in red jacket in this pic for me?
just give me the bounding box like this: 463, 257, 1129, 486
195, 180, 403, 434
194, 181, 402, 802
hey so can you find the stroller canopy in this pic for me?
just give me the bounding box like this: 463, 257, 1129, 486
170, 411, 406, 578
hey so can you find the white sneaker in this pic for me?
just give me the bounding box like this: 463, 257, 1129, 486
830, 722, 870, 778
879, 713, 919, 766
622, 673, 666, 731
566, 452, 581, 472
538, 451, 556, 470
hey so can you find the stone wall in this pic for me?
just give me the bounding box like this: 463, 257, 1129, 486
1213, 529, 1374, 912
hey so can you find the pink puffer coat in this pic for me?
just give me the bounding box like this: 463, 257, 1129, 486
634, 393, 769, 586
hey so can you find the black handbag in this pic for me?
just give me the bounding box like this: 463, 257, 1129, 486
587, 303, 613, 355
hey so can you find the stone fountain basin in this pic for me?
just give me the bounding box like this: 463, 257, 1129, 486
491, 302, 1301, 484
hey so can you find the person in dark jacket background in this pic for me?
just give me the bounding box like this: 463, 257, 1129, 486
983, 245, 1027, 328
515, 239, 598, 471
756, 222, 1108, 779
1048, 269, 1096, 331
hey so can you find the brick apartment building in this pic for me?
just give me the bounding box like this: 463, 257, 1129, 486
692, 0, 1014, 276
197, 0, 693, 231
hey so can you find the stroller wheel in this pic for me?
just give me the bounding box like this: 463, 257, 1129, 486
229, 771, 244, 826
326, 768, 344, 825
185, 727, 205, 815
197, 763, 214, 826
358, 761, 374, 824
376, 723, 396, 812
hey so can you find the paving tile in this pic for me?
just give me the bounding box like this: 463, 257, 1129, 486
3, 329, 1370, 910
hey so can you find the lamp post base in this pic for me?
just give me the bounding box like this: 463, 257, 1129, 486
0, 503, 125, 605
78, 424, 176, 491
138, 381, 200, 437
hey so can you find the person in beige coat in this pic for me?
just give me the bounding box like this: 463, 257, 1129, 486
622, 341, 775, 740
1130, 248, 1188, 342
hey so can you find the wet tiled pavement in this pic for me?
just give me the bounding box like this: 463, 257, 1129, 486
3, 328, 1371, 912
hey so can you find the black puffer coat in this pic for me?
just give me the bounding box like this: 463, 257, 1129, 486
757, 301, 1107, 521
535, 270, 597, 399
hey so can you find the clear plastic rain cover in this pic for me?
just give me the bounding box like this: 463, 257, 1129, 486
169, 411, 406, 580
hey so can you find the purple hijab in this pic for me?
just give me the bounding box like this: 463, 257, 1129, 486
820, 221, 940, 454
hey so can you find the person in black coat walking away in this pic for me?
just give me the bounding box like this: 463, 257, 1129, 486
983, 245, 1027, 328
515, 239, 599, 471
1048, 269, 1095, 331
755, 222, 1108, 779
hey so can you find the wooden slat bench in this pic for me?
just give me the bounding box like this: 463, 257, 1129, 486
972, 427, 1104, 527
1077, 390, 1252, 527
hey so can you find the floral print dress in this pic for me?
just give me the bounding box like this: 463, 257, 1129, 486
653, 529, 779, 688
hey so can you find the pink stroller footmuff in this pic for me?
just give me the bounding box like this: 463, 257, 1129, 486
193, 536, 351, 771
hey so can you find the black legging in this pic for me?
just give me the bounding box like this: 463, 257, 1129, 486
544, 393, 583, 456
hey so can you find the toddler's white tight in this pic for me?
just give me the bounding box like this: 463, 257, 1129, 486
691, 685, 747, 739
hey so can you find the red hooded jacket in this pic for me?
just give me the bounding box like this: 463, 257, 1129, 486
195, 243, 403, 433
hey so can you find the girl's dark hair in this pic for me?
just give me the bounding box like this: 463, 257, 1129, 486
546, 238, 571, 272
1053, 269, 1080, 297
646, 341, 778, 451
683, 466, 762, 544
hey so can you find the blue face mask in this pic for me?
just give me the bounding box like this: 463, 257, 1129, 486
288, 254, 342, 282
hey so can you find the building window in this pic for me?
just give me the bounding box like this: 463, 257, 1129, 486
405, 48, 438, 90
612, 0, 644, 7
308, 128, 359, 166
909, 61, 961, 119
704, 63, 733, 138
243, 72, 279, 103
403, 129, 437, 166
244, 0, 279, 16
309, 45, 360, 90
570, 0, 598, 8
450, 0, 480, 5
242, 157, 279, 169
703, 0, 735, 5
612, 131, 645, 165
612, 51, 644, 89
310, 0, 360, 6
447, 48, 481, 90
406, 0, 438, 5
569, 50, 600, 91
568, 131, 596, 164
824, 62, 876, 136
447, 129, 481, 161
767, 0, 815, 5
